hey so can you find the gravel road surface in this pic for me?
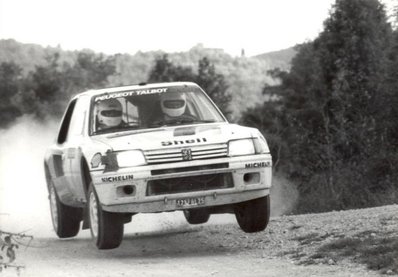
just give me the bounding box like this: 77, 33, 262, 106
2, 205, 397, 277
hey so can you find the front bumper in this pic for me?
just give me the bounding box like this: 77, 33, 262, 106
90, 154, 272, 213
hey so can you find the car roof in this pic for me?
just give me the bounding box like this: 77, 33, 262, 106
75, 82, 200, 99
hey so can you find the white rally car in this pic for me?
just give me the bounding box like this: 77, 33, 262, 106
44, 82, 272, 249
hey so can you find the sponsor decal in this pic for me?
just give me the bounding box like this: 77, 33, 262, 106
245, 162, 271, 168
101, 174, 134, 183
161, 137, 207, 146
95, 88, 168, 102
181, 149, 192, 161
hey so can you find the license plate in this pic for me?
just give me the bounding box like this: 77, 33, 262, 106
176, 197, 205, 207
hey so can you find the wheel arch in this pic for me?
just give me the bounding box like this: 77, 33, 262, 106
44, 162, 52, 192
80, 156, 93, 201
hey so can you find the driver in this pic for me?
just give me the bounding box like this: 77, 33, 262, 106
96, 99, 124, 131
160, 92, 187, 119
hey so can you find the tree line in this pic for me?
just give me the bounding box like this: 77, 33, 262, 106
1, 0, 397, 213
0, 51, 231, 128
0, 40, 294, 121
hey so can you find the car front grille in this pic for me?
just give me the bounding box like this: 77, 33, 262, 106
146, 173, 234, 196
143, 143, 228, 164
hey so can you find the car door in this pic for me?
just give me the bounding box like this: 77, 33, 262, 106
49, 98, 79, 206
64, 95, 91, 204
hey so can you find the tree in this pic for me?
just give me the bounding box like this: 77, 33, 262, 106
20, 51, 117, 119
196, 57, 232, 118
313, 0, 392, 207
0, 62, 23, 128
147, 54, 195, 83
376, 28, 398, 194
29, 53, 63, 103
63, 51, 116, 93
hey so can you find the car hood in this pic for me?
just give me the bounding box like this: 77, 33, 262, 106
91, 123, 258, 152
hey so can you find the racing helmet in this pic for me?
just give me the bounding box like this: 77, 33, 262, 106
96, 99, 123, 128
160, 92, 186, 117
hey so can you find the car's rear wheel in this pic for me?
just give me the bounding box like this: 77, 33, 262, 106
49, 182, 82, 238
234, 195, 270, 233
88, 184, 124, 249
183, 208, 210, 224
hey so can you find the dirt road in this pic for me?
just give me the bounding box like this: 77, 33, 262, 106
4, 205, 397, 277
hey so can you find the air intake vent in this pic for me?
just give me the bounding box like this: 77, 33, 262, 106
147, 173, 233, 196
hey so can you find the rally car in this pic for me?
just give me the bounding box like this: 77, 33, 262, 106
44, 82, 272, 249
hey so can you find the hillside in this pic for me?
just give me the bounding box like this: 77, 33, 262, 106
0, 39, 295, 120
255, 47, 297, 69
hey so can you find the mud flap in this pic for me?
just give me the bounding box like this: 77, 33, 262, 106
82, 205, 90, 230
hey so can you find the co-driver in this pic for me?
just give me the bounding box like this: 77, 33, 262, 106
95, 99, 125, 131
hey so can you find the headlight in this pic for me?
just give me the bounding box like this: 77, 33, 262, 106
253, 137, 270, 154
116, 150, 146, 167
228, 139, 255, 156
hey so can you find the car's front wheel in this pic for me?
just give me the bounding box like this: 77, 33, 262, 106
88, 184, 124, 249
234, 195, 270, 233
183, 208, 210, 224
49, 182, 82, 238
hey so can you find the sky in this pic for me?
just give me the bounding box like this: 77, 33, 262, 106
0, 0, 396, 57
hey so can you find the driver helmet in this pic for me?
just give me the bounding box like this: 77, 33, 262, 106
160, 92, 186, 117
96, 99, 123, 128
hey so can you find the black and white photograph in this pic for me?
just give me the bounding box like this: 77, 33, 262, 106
0, 0, 397, 276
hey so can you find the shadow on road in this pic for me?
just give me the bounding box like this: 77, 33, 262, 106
31, 225, 241, 262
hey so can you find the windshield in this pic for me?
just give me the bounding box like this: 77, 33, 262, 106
91, 85, 226, 135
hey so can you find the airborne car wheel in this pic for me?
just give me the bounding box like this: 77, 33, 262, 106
49, 182, 82, 238
183, 208, 210, 224
88, 184, 124, 249
234, 195, 270, 233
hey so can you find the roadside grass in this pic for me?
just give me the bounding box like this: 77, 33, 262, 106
292, 230, 398, 274
318, 235, 398, 274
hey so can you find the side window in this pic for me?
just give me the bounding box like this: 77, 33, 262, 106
57, 99, 77, 144
68, 96, 88, 139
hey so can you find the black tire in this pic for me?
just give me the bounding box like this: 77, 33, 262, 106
49, 182, 82, 238
234, 195, 270, 233
88, 184, 124, 249
183, 208, 210, 224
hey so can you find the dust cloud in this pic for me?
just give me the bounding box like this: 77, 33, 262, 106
0, 116, 58, 237
0, 117, 296, 239
270, 175, 299, 216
